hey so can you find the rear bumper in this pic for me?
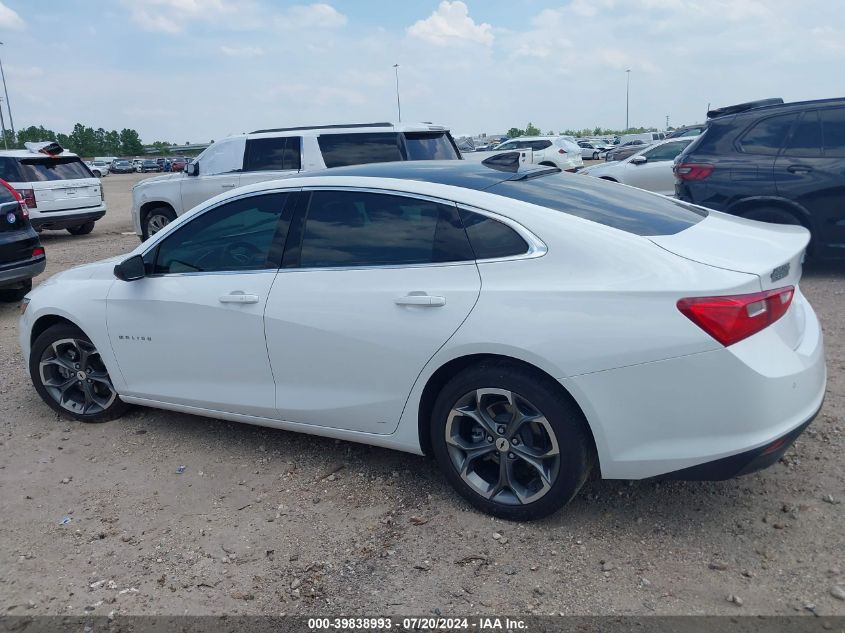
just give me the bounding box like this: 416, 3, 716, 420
0, 257, 46, 287
31, 208, 106, 230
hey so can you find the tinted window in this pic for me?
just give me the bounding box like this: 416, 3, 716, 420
529, 140, 553, 151
487, 172, 707, 236
784, 111, 822, 157
153, 193, 289, 274
244, 136, 302, 171
496, 141, 520, 151
459, 209, 529, 259
738, 114, 795, 155
319, 133, 402, 168
17, 157, 93, 181
298, 190, 473, 268
0, 157, 22, 181
821, 107, 845, 158
403, 132, 459, 160
642, 140, 690, 162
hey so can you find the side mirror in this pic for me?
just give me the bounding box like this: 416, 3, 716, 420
185, 161, 199, 176
631, 155, 648, 165
114, 254, 146, 281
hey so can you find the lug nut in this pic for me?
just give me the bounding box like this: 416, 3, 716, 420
497, 426, 506, 435
486, 436, 494, 443
508, 452, 515, 459
512, 437, 520, 446
75, 364, 80, 369
87, 379, 92, 383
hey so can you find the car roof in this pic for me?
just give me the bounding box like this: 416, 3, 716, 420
708, 97, 845, 120
0, 150, 80, 159
283, 159, 560, 190
247, 122, 449, 138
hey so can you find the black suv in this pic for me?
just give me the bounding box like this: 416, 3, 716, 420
674, 97, 845, 258
0, 179, 46, 301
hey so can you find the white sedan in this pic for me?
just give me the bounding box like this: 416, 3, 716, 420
580, 137, 697, 195
19, 161, 825, 520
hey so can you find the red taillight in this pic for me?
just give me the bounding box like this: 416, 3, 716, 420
674, 162, 713, 181
32, 247, 45, 258
677, 286, 794, 347
18, 188, 36, 208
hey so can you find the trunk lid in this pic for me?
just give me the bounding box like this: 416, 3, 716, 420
649, 210, 809, 291
16, 179, 102, 212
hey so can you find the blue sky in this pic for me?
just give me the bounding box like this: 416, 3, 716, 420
0, 0, 842, 142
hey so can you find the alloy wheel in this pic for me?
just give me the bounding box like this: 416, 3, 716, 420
147, 213, 171, 235
39, 338, 117, 416
444, 388, 560, 505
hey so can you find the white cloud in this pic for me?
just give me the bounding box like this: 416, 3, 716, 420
407, 1, 493, 46
122, 0, 245, 34
0, 1, 24, 30
275, 4, 347, 30
221, 45, 264, 58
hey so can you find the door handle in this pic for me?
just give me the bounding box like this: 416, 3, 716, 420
394, 294, 446, 307
787, 165, 813, 174
221, 183, 237, 188
219, 292, 259, 304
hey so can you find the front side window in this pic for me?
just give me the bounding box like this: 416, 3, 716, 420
152, 193, 289, 274
18, 157, 93, 181
297, 190, 473, 268
821, 107, 845, 157
243, 136, 302, 171
496, 141, 520, 151
318, 133, 403, 168
195, 137, 246, 175
642, 140, 691, 162
737, 114, 795, 155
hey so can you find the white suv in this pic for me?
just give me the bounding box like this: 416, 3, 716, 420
465, 136, 584, 171
0, 149, 106, 235
131, 122, 460, 239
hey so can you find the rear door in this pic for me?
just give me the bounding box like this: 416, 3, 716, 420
774, 107, 845, 251
732, 112, 796, 199
265, 188, 481, 434
15, 157, 101, 212
238, 135, 302, 188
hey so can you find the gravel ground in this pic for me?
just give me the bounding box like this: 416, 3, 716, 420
0, 173, 843, 617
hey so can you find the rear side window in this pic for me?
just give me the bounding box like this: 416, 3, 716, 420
784, 111, 822, 157
298, 190, 473, 268
737, 114, 795, 155
528, 140, 552, 151
319, 133, 402, 168
820, 107, 845, 157
244, 136, 302, 171
487, 172, 707, 236
0, 157, 22, 181
17, 157, 93, 181
459, 209, 529, 259
403, 132, 459, 160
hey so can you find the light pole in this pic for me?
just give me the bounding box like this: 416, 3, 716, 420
625, 69, 631, 131
393, 63, 401, 122
0, 97, 7, 150
0, 42, 14, 140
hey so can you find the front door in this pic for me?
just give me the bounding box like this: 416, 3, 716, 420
180, 136, 246, 212
265, 189, 481, 434
107, 192, 294, 418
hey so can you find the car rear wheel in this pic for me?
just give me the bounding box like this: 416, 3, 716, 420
30, 323, 130, 422
143, 207, 177, 239
67, 221, 95, 236
430, 363, 593, 520
592, 151, 599, 160
0, 278, 32, 302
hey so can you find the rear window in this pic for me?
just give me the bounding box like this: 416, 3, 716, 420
404, 132, 459, 159
319, 133, 403, 168
487, 173, 707, 236
16, 157, 93, 182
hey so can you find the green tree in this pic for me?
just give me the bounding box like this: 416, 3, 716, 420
506, 127, 524, 138
16, 125, 57, 148
524, 122, 541, 136
149, 141, 173, 155
104, 130, 121, 155
119, 128, 144, 156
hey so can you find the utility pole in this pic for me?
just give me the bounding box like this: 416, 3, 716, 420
393, 64, 401, 123
666, 114, 669, 129
0, 97, 7, 150
0, 43, 14, 140
625, 69, 631, 131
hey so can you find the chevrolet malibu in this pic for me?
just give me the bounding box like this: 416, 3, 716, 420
18, 161, 826, 520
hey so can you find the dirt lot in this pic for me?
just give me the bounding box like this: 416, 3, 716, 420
0, 173, 843, 617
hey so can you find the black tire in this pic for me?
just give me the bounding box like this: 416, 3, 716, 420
29, 323, 130, 423
67, 221, 95, 236
592, 151, 599, 160
142, 206, 176, 240
92, 170, 101, 178
430, 362, 594, 521
0, 278, 32, 302
740, 206, 803, 226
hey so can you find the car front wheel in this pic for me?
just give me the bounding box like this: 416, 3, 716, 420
30, 323, 130, 422
430, 363, 594, 520
143, 207, 177, 239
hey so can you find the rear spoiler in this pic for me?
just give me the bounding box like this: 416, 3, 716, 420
707, 98, 784, 119
24, 141, 65, 156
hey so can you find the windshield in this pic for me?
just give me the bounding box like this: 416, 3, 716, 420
17, 157, 93, 181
